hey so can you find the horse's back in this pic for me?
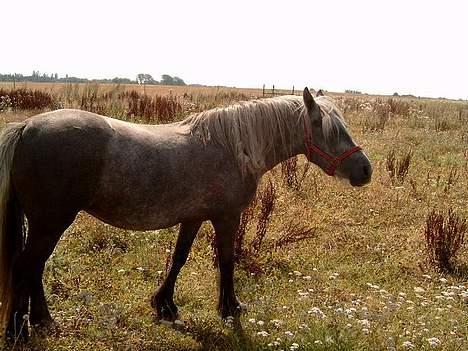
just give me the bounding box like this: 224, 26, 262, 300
11, 110, 115, 219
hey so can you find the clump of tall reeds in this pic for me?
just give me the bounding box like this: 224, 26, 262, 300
424, 208, 466, 272
388, 98, 410, 117
280, 157, 310, 191
386, 149, 413, 184
227, 179, 315, 274
122, 90, 182, 123
0, 88, 56, 110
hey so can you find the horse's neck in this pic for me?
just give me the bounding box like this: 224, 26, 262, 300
259, 112, 305, 176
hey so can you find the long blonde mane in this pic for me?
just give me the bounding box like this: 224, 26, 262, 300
180, 95, 345, 177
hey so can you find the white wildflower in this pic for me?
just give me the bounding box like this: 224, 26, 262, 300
427, 337, 441, 347
401, 341, 414, 348
367, 283, 380, 289
271, 319, 283, 327
357, 319, 371, 328
308, 307, 326, 319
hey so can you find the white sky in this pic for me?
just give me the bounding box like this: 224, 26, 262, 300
1, 0, 467, 99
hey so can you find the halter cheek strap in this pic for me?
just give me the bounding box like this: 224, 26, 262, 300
303, 120, 362, 176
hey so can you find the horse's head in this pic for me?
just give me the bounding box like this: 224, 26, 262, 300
302, 87, 372, 186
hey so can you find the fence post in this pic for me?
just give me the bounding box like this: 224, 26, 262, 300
262, 84, 265, 97
272, 85, 275, 96
292, 86, 295, 95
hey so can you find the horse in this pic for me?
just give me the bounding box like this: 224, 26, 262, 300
0, 87, 372, 339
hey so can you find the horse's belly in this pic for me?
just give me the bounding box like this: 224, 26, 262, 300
85, 186, 215, 230
84, 205, 186, 231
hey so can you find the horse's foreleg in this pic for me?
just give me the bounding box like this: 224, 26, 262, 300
152, 221, 202, 321
212, 214, 242, 319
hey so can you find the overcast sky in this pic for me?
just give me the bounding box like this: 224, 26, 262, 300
1, 0, 467, 99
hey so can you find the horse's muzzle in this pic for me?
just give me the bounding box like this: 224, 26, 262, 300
349, 162, 372, 187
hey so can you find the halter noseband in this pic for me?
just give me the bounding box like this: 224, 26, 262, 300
304, 119, 361, 176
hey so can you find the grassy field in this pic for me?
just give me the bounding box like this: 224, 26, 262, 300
1, 83, 467, 350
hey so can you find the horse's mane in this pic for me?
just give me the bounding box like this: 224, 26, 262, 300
180, 95, 345, 177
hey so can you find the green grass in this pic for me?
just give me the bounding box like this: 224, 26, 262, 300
2, 87, 468, 350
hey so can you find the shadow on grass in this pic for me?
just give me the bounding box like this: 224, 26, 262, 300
184, 317, 257, 351
3, 328, 52, 351
450, 262, 468, 279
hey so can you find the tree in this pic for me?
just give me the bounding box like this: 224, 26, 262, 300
136, 73, 157, 85
136, 73, 145, 84
160, 74, 174, 85
173, 76, 186, 86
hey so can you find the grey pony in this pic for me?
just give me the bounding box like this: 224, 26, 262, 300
0, 88, 371, 339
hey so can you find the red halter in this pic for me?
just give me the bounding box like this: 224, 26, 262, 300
304, 119, 362, 176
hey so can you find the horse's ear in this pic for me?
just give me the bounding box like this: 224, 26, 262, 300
303, 87, 316, 111
316, 89, 325, 97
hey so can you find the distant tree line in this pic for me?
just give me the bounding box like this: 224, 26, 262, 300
0, 71, 186, 86
345, 89, 363, 95
135, 73, 185, 86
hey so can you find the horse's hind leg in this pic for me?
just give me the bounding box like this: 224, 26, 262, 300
152, 221, 202, 321
7, 213, 76, 339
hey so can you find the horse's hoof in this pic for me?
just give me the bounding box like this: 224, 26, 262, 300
155, 302, 179, 322
220, 300, 246, 319
159, 319, 174, 326
174, 319, 185, 327
158, 318, 186, 331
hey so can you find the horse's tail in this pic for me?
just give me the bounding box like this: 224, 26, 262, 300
0, 122, 26, 334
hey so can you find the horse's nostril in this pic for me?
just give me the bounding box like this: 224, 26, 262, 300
363, 165, 371, 178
